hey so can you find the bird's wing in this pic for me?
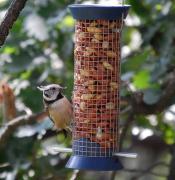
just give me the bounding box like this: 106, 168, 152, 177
47, 109, 55, 124
43, 100, 55, 124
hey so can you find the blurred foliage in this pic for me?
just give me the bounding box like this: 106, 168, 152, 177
0, 0, 175, 179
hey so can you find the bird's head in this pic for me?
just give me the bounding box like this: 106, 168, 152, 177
37, 84, 66, 101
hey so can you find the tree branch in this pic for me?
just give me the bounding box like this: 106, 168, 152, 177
70, 170, 80, 180
128, 70, 175, 115
168, 145, 175, 180
124, 161, 169, 179
119, 71, 175, 151
110, 161, 169, 180
0, 111, 47, 149
119, 112, 134, 149
0, 0, 28, 47
124, 169, 167, 178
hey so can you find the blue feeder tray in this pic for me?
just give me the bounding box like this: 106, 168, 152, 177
68, 4, 130, 20
66, 156, 123, 171
66, 138, 123, 171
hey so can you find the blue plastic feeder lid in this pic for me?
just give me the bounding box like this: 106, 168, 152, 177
68, 4, 130, 20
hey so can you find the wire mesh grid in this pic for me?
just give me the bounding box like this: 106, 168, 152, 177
72, 19, 123, 157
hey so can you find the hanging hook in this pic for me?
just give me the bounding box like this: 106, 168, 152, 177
121, 0, 125, 28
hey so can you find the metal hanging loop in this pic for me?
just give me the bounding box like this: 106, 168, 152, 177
120, 0, 125, 29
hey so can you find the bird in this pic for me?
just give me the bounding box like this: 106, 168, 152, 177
37, 84, 73, 136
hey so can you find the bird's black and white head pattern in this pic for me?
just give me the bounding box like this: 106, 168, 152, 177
37, 84, 65, 102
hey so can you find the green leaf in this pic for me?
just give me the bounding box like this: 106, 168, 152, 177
164, 126, 175, 145
3, 46, 19, 54
133, 70, 150, 89
59, 15, 75, 28
136, 115, 151, 128
122, 49, 150, 73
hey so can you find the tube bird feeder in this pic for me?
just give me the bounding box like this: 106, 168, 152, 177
66, 4, 131, 171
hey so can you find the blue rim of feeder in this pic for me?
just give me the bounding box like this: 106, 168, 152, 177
66, 156, 123, 171
68, 4, 131, 20
66, 138, 123, 171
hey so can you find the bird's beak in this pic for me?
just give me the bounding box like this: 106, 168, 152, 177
37, 86, 46, 91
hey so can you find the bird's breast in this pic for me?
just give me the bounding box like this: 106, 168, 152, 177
48, 97, 72, 129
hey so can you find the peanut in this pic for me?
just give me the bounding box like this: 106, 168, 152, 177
84, 119, 90, 123
106, 102, 115, 110
88, 84, 95, 92
102, 41, 109, 49
96, 127, 103, 140
84, 47, 96, 56
94, 33, 103, 41
84, 80, 94, 86
109, 22, 116, 29
87, 27, 102, 33
107, 51, 116, 58
80, 69, 89, 77
96, 94, 105, 100
77, 32, 86, 40
91, 38, 100, 43
102, 61, 114, 71
81, 94, 94, 100
110, 82, 118, 91
80, 102, 86, 111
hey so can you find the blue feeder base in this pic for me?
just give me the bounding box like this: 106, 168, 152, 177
66, 156, 123, 171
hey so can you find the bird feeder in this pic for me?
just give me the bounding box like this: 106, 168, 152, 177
66, 3, 132, 171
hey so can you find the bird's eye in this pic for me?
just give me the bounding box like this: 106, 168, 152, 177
44, 91, 49, 97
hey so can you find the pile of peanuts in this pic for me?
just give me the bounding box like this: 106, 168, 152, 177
73, 19, 122, 151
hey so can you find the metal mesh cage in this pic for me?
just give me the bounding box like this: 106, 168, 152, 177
73, 19, 122, 157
